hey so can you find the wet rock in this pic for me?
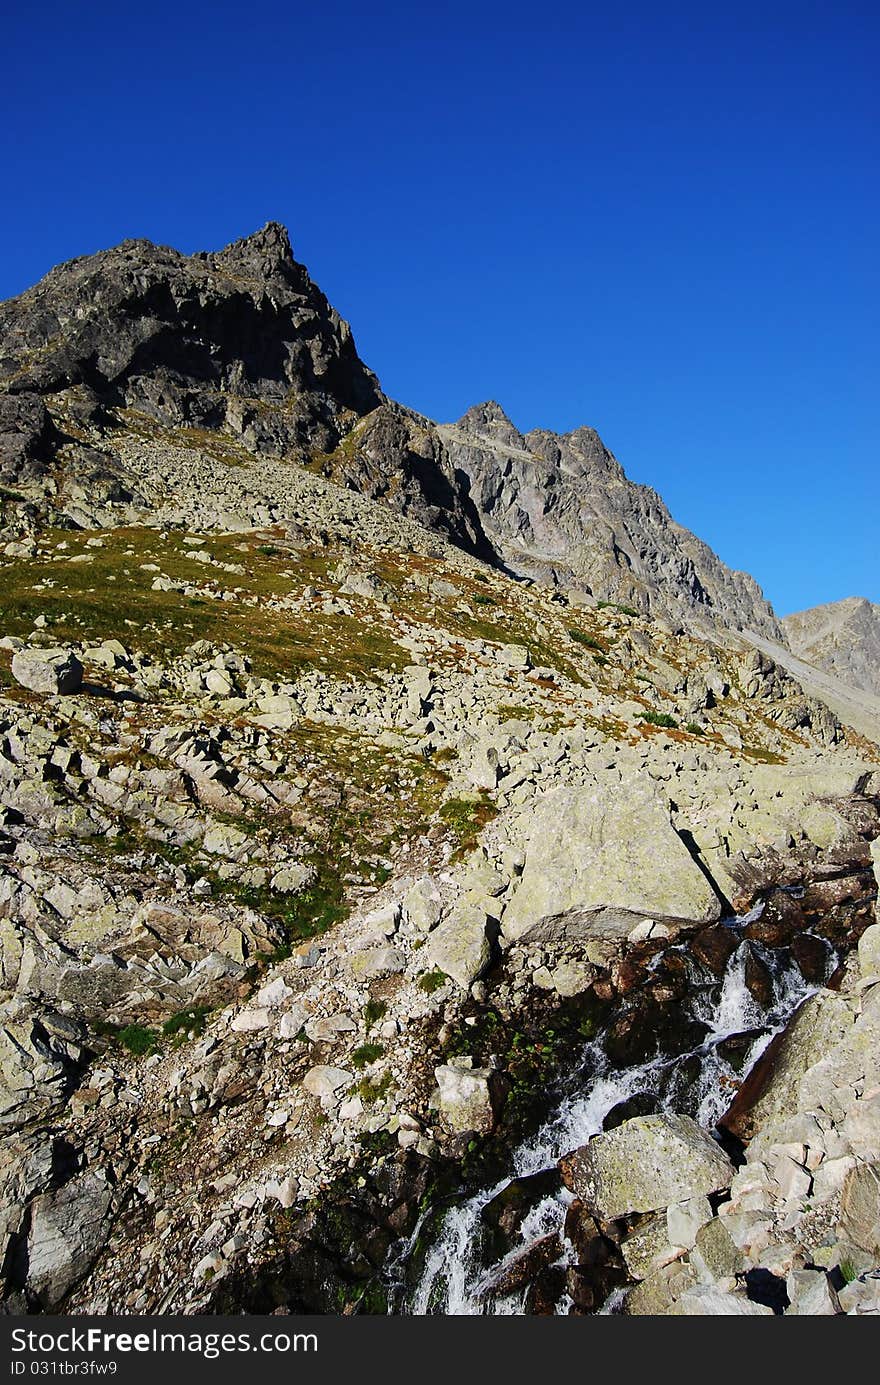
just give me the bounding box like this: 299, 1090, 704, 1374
791, 932, 830, 984
602, 1092, 661, 1131
480, 1169, 561, 1256
743, 944, 775, 1008
477, 1232, 561, 1300
691, 924, 739, 977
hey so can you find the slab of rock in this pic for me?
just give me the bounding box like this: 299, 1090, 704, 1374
672, 1288, 773, 1315
559, 1114, 734, 1219
503, 779, 721, 942
11, 648, 83, 695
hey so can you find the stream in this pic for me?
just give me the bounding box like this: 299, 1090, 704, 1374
388, 909, 834, 1315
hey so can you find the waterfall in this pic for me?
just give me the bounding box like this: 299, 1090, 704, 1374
391, 918, 830, 1315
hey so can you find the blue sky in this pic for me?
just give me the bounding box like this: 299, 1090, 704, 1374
3, 0, 877, 614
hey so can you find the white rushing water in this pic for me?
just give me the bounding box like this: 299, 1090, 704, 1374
394, 921, 828, 1315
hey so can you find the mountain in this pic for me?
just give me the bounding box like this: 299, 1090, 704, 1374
439, 401, 785, 640
0, 223, 489, 557
3, 224, 781, 638
783, 597, 880, 699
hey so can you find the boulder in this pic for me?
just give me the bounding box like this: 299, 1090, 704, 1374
423, 904, 490, 989
303, 1066, 353, 1102
559, 1114, 734, 1219
11, 648, 83, 695
672, 1288, 773, 1315
25, 1173, 112, 1309
434, 1061, 497, 1134
503, 779, 720, 942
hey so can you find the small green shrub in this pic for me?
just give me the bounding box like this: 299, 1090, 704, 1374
686, 721, 704, 736
364, 999, 388, 1028
637, 710, 679, 729
351, 1042, 385, 1070
566, 627, 604, 651
417, 969, 447, 994
473, 593, 495, 606
357, 1070, 393, 1104
117, 1024, 160, 1056
161, 1006, 211, 1041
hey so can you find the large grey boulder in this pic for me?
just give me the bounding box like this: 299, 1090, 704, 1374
25, 1173, 112, 1309
559, 1114, 734, 1219
11, 648, 83, 695
502, 778, 721, 942
423, 904, 490, 989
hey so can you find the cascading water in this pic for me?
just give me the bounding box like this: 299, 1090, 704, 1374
389, 913, 833, 1315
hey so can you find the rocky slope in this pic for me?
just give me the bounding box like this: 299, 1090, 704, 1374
0, 225, 878, 1317
784, 598, 880, 700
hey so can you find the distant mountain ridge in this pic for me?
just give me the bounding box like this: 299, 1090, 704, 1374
0, 221, 793, 641
784, 597, 880, 699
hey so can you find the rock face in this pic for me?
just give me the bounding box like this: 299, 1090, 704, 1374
784, 597, 880, 700
502, 778, 722, 942
0, 226, 492, 559
438, 401, 786, 639
559, 1114, 735, 1219
0, 222, 381, 478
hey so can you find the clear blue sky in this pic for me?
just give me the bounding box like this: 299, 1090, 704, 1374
3, 0, 877, 614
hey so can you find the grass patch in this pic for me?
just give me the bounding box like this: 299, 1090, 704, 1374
597, 600, 640, 618
685, 721, 704, 736
566, 627, 605, 652
161, 1006, 212, 1042
363, 999, 388, 1028
118, 1023, 160, 1056
439, 795, 499, 858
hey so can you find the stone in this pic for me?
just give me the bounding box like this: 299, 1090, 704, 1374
858, 922, 880, 982
25, 1173, 111, 1309
303, 1066, 353, 1101
785, 1268, 840, 1315
434, 1063, 497, 1134
349, 946, 405, 980
690, 1216, 746, 1283
231, 1008, 270, 1032
403, 876, 443, 932
667, 1196, 713, 1250
620, 1215, 678, 1281
503, 778, 721, 943
559, 1115, 734, 1219
11, 648, 83, 695
838, 1270, 880, 1315
839, 1163, 880, 1258
423, 904, 490, 989
672, 1288, 773, 1315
